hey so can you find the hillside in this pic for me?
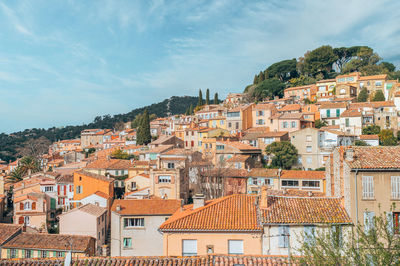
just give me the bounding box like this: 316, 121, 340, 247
0, 96, 198, 162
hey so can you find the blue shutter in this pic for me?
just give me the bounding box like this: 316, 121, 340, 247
278, 226, 284, 247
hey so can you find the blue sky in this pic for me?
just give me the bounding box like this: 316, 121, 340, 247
1, 0, 400, 133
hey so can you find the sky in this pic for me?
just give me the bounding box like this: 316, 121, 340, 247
1, 0, 400, 133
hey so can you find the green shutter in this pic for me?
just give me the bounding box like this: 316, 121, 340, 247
22, 249, 25, 258
62, 251, 65, 257
7, 249, 10, 258
51, 198, 56, 210
47, 251, 50, 257
327, 109, 330, 118
53, 251, 57, 257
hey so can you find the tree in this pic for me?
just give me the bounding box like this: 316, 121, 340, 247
198, 89, 204, 107
265, 58, 298, 82
110, 149, 130, 160
253, 78, 285, 101
379, 129, 398, 146
315, 119, 328, 129
131, 114, 143, 129
19, 156, 40, 176
265, 141, 298, 169
298, 208, 400, 266
114, 121, 125, 131
7, 167, 25, 183
303, 45, 338, 78
206, 89, 210, 105
189, 104, 194, 115
333, 46, 359, 72
372, 90, 385, 101
355, 140, 369, 146
214, 93, 219, 104
17, 136, 51, 160
362, 125, 381, 135
136, 109, 151, 145
357, 88, 369, 102
253, 74, 258, 84
258, 71, 265, 83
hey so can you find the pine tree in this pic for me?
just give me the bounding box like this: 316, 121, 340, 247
189, 104, 194, 115
372, 90, 385, 101
185, 107, 190, 115
198, 89, 204, 106
214, 93, 219, 104
253, 74, 258, 84
137, 109, 151, 145
206, 89, 210, 105
357, 88, 369, 102
258, 71, 265, 82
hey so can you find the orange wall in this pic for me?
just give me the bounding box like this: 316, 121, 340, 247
73, 172, 114, 201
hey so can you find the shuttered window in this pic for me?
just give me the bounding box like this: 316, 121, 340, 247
303, 226, 315, 245
362, 176, 374, 199
182, 240, 197, 256
391, 176, 400, 199
228, 240, 244, 255
364, 211, 375, 233
278, 226, 289, 248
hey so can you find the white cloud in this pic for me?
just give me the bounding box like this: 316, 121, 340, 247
0, 2, 34, 37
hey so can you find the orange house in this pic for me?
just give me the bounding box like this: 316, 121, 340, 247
73, 170, 114, 207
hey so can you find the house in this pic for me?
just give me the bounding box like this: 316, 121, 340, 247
55, 174, 74, 211
290, 128, 322, 170
59, 203, 107, 255
339, 109, 363, 135
184, 127, 205, 150
358, 74, 388, 99
325, 146, 400, 228
335, 72, 359, 98
252, 103, 278, 128
159, 194, 263, 256
277, 104, 301, 114
358, 135, 379, 146
318, 128, 356, 164
149, 167, 188, 200
319, 102, 348, 126
110, 199, 180, 256
197, 128, 230, 153
240, 131, 289, 159
277, 113, 310, 133
0, 224, 23, 258
224, 92, 244, 106
226, 104, 253, 134
283, 84, 317, 102
1, 233, 95, 259
315, 79, 336, 99
73, 170, 114, 208
78, 191, 111, 208
124, 173, 150, 196
80, 129, 112, 149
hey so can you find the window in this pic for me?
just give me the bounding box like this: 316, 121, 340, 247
182, 240, 197, 256
331, 226, 342, 247
362, 176, 374, 199
76, 186, 82, 194
278, 226, 289, 248
41, 250, 47, 258
306, 135, 312, 142
306, 146, 312, 152
291, 121, 296, 128
345, 118, 350, 127
391, 176, 400, 199
375, 81, 382, 86
158, 175, 171, 183
124, 218, 145, 227
264, 138, 274, 145
257, 119, 265, 125
364, 211, 375, 233
228, 122, 232, 128
304, 226, 315, 245
123, 238, 132, 248
167, 163, 175, 169
207, 245, 214, 254
257, 110, 264, 116
282, 180, 299, 187
24, 250, 31, 258
306, 157, 312, 164
393, 212, 400, 234
235, 122, 239, 129
302, 181, 320, 188
24, 202, 31, 210
44, 186, 53, 192
332, 120, 335, 126
327, 109, 330, 118
360, 82, 364, 88
57, 251, 63, 257
336, 109, 340, 117
228, 240, 243, 255
24, 216, 30, 225
10, 249, 17, 258
283, 122, 288, 128
227, 112, 240, 117
216, 145, 224, 150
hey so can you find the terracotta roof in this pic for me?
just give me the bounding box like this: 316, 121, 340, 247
0, 255, 296, 265
249, 168, 279, 177
56, 174, 74, 183
111, 199, 180, 215
280, 170, 325, 180
217, 141, 261, 151
160, 194, 262, 232
162, 148, 191, 156
284, 84, 314, 91
62, 203, 106, 217
226, 155, 250, 163
207, 168, 249, 178
266, 189, 325, 197
85, 158, 134, 170
150, 135, 176, 145
359, 74, 387, 80
146, 145, 174, 154
261, 196, 351, 225
278, 113, 303, 120
345, 146, 400, 169
278, 104, 301, 112
75, 170, 114, 183
0, 224, 23, 245
359, 134, 379, 140
253, 103, 277, 111
340, 109, 362, 117
319, 102, 347, 109
2, 233, 94, 252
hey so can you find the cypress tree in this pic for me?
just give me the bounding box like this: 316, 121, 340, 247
185, 107, 190, 115
258, 71, 265, 82
137, 109, 151, 145
253, 74, 258, 84
372, 90, 385, 101
357, 88, 368, 102
206, 89, 210, 105
198, 89, 204, 106
214, 93, 219, 104
189, 104, 194, 115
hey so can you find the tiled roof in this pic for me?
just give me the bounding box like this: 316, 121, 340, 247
2, 233, 94, 252
278, 104, 301, 112
207, 168, 249, 177
319, 102, 347, 109
226, 155, 250, 162
77, 203, 106, 216
262, 196, 351, 225
280, 170, 325, 180
359, 134, 379, 140
160, 194, 262, 232
349, 101, 395, 109
150, 135, 175, 145
340, 109, 362, 117
56, 174, 74, 183
146, 145, 174, 154
112, 199, 180, 215
253, 103, 277, 111
94, 191, 111, 199
345, 146, 400, 169
248, 168, 279, 177
85, 158, 134, 170
278, 113, 303, 120
0, 224, 23, 245
162, 148, 191, 156
359, 74, 387, 80
284, 84, 314, 91
217, 141, 261, 151
0, 255, 296, 265
266, 189, 325, 197
74, 170, 114, 183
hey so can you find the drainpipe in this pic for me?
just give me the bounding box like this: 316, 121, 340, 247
354, 169, 359, 249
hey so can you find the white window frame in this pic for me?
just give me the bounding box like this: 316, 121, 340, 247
228, 240, 244, 255
123, 237, 132, 248
362, 176, 374, 199
182, 239, 197, 256
391, 176, 400, 199
124, 218, 145, 228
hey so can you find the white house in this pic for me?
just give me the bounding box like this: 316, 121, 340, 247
339, 109, 363, 136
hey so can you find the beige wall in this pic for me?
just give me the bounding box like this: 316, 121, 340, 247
290, 128, 323, 170
125, 175, 150, 192
150, 169, 180, 200
1, 248, 87, 259
163, 232, 262, 256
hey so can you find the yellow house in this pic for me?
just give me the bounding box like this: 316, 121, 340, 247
159, 194, 263, 256
208, 116, 226, 130
197, 128, 230, 152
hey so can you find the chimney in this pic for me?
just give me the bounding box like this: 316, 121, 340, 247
260, 186, 269, 208
193, 194, 205, 209
346, 148, 354, 162
307, 191, 313, 197
116, 205, 121, 212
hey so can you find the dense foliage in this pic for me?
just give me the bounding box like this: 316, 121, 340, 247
265, 141, 298, 169
362, 125, 381, 135
0, 96, 198, 162
379, 129, 398, 146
